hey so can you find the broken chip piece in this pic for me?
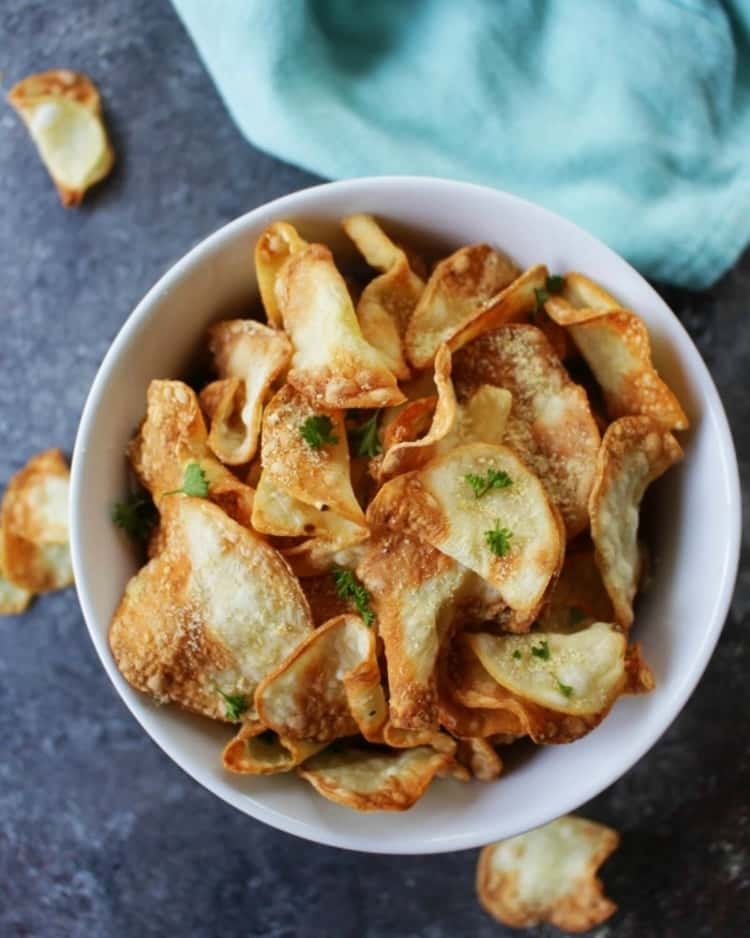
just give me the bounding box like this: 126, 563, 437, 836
477, 815, 619, 931
298, 744, 450, 811
0, 529, 34, 614
7, 69, 114, 206
0, 449, 73, 593
589, 416, 683, 627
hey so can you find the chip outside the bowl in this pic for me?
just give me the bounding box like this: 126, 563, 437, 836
7, 69, 114, 206
476, 815, 619, 931
0, 449, 73, 593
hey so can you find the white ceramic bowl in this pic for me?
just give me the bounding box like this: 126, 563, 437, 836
71, 177, 741, 854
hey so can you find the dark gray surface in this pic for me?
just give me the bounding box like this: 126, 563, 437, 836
1, 2, 748, 936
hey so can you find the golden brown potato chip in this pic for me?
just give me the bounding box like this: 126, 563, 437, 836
1, 449, 74, 593
343, 213, 424, 379
255, 221, 308, 327
477, 815, 619, 931
368, 443, 563, 620
438, 675, 525, 739
538, 547, 614, 631
276, 243, 405, 408
222, 724, 325, 776
444, 635, 605, 744
199, 377, 238, 424
455, 737, 503, 781
0, 530, 34, 614
545, 297, 688, 430
298, 744, 450, 811
405, 244, 521, 368
204, 320, 292, 465
562, 271, 620, 312
379, 345, 456, 480
380, 723, 458, 753
109, 497, 313, 721
357, 531, 469, 731
129, 380, 256, 528
7, 69, 114, 206
589, 416, 683, 627
467, 623, 627, 717
255, 614, 386, 742
258, 385, 365, 526
453, 325, 601, 537
281, 538, 370, 577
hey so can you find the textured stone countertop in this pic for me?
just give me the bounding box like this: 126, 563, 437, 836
1, 2, 748, 936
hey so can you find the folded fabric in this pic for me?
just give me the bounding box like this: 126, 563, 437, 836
172, 0, 750, 288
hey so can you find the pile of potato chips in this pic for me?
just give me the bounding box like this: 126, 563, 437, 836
0, 449, 74, 614
109, 214, 687, 811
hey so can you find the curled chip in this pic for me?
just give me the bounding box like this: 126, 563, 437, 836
380, 723, 457, 753
589, 416, 683, 627
0, 530, 34, 614
405, 244, 521, 368
368, 443, 564, 622
357, 531, 469, 731
455, 737, 503, 781
275, 243, 405, 408
343, 213, 424, 379
453, 325, 601, 537
7, 70, 114, 206
205, 320, 292, 465
129, 380, 256, 528
0, 449, 73, 593
379, 345, 456, 480
255, 222, 308, 327
477, 815, 619, 931
298, 744, 450, 811
538, 547, 614, 632
222, 724, 325, 776
545, 298, 688, 430
255, 614, 387, 743
467, 623, 628, 717
109, 497, 313, 721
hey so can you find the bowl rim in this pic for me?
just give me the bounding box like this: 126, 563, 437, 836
71, 175, 742, 853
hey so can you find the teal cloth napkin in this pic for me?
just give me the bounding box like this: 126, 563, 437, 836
172, 0, 750, 288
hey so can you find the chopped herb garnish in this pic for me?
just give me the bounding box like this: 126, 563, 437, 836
163, 462, 209, 498
484, 522, 513, 558
111, 492, 157, 541
347, 412, 382, 458
534, 276, 565, 312
569, 606, 586, 626
512, 649, 523, 660
332, 566, 375, 626
217, 689, 248, 721
557, 679, 574, 699
531, 640, 551, 661
464, 468, 513, 498
299, 415, 339, 449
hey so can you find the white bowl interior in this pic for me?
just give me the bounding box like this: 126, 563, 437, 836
71, 178, 740, 854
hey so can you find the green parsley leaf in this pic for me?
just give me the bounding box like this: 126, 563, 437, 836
557, 679, 574, 699
531, 639, 551, 661
546, 275, 565, 294
332, 565, 375, 626
111, 492, 157, 541
512, 649, 523, 660
299, 415, 339, 449
484, 522, 513, 557
534, 287, 548, 310
163, 462, 210, 498
464, 468, 513, 498
569, 606, 586, 626
347, 412, 383, 458
217, 689, 248, 721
